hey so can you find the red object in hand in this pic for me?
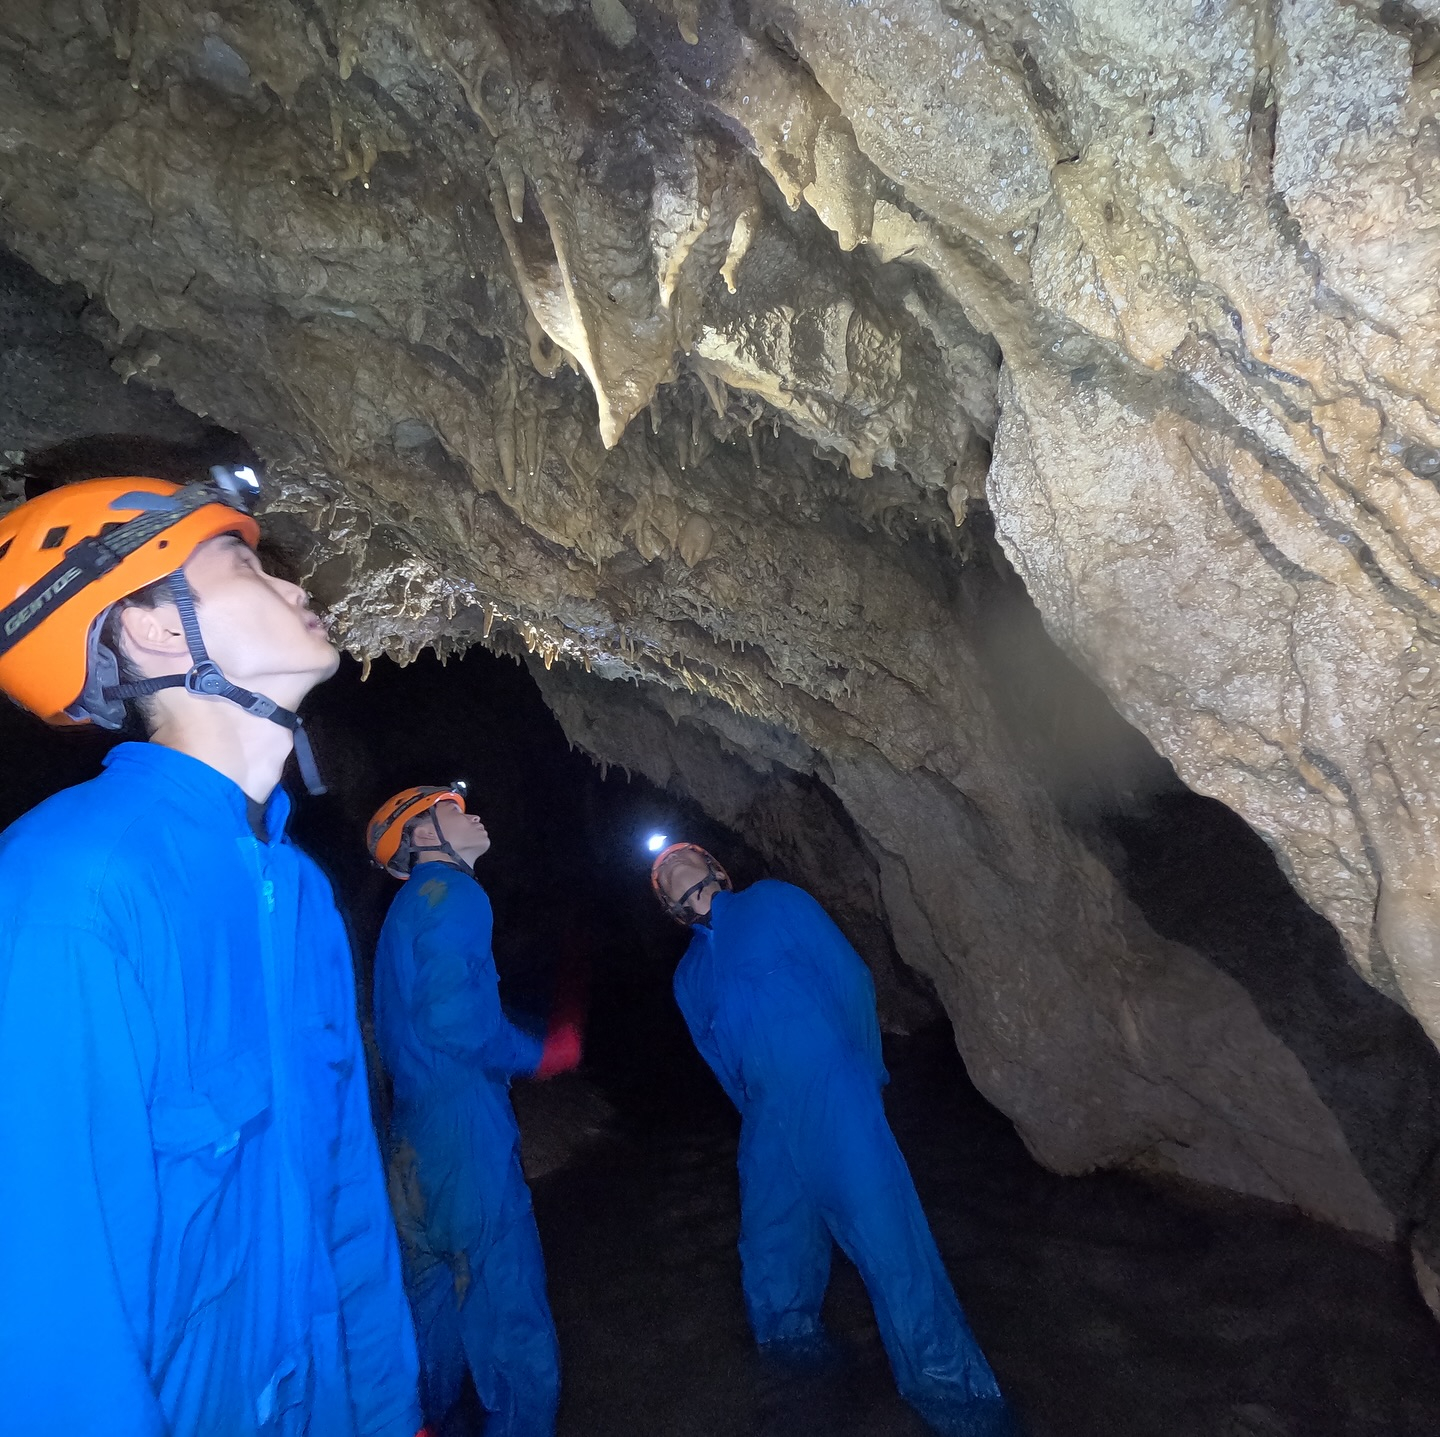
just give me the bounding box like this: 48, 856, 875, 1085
535, 1019, 582, 1079
535, 935, 587, 1079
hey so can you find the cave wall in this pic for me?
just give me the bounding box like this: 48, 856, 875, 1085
981, 3, 1440, 1047
530, 545, 1440, 1252
3, 0, 1439, 1258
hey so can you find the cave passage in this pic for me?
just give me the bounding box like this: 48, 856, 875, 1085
4, 645, 1440, 1437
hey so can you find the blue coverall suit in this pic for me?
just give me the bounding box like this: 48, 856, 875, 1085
674, 880, 1011, 1436
0, 742, 421, 1437
374, 864, 559, 1437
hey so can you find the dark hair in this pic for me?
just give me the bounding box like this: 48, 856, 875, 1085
99, 578, 174, 735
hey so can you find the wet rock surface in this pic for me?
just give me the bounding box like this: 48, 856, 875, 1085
530, 1027, 1440, 1437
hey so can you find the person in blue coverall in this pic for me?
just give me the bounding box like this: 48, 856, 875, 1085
652, 843, 1015, 1437
0, 465, 422, 1435
368, 785, 582, 1437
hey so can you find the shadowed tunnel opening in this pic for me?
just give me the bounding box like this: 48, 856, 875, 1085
4, 632, 1440, 1435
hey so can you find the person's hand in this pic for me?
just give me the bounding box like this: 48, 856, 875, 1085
535, 1017, 582, 1079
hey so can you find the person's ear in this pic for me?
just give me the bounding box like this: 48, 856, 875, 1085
115, 600, 189, 674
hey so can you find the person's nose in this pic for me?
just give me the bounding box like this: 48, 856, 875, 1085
275, 576, 313, 610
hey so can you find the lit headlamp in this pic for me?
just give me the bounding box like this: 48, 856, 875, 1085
208, 463, 262, 511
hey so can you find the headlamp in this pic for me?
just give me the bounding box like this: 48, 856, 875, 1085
645, 832, 668, 854
208, 463, 262, 510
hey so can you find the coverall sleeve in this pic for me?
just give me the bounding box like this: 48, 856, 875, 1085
782, 885, 887, 1083
692, 1021, 748, 1109
410, 886, 544, 1078
674, 961, 747, 1110
318, 911, 423, 1437
0, 923, 167, 1434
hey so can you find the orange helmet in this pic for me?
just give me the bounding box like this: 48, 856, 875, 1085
367, 784, 469, 875
650, 842, 732, 924
0, 473, 259, 727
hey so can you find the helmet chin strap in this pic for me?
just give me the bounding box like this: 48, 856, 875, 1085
403, 832, 474, 876
663, 862, 730, 925
396, 803, 475, 877
676, 876, 718, 917
103, 572, 327, 795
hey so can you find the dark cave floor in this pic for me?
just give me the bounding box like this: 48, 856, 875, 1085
500, 1026, 1440, 1437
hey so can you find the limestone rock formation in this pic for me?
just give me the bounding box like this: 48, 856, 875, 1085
530, 588, 1400, 1244
4, 0, 1440, 1274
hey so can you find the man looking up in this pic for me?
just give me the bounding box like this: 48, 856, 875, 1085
652, 843, 1015, 1437
368, 786, 581, 1437
0, 465, 422, 1435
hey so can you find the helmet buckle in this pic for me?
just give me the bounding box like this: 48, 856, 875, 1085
185, 660, 228, 697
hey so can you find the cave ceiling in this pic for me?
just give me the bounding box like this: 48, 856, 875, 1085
5, 0, 1440, 1256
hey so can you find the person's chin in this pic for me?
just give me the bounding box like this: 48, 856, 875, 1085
299, 632, 342, 680
265, 644, 340, 704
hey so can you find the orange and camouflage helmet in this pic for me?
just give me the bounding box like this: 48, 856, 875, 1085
0, 475, 259, 727
366, 784, 468, 874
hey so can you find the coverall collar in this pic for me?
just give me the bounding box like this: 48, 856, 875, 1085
411, 856, 479, 883
101, 740, 293, 845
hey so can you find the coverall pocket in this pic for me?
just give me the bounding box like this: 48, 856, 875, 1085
149, 1051, 272, 1345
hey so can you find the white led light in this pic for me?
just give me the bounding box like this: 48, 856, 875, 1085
645, 833, 668, 854
210, 464, 262, 501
